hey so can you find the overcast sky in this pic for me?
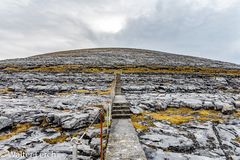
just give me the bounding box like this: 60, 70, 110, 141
0, 0, 240, 64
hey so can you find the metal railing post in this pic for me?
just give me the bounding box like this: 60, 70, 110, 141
109, 103, 111, 124
72, 143, 78, 160
100, 110, 103, 160
106, 104, 109, 135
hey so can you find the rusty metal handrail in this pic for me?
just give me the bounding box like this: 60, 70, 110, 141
107, 73, 117, 133
72, 74, 118, 160
71, 110, 103, 160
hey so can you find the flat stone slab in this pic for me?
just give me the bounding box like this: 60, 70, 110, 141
113, 95, 128, 104
106, 119, 147, 160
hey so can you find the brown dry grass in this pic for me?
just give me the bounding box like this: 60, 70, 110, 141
2, 65, 240, 75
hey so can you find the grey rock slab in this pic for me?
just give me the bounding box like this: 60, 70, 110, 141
215, 123, 240, 156
233, 101, 240, 108
126, 92, 240, 112
138, 103, 151, 110
68, 155, 92, 160
61, 113, 89, 130
86, 127, 107, 139
203, 101, 215, 109
77, 144, 98, 157
151, 150, 225, 160
152, 122, 186, 135
0, 116, 13, 130
26, 85, 60, 94
140, 134, 194, 151
25, 143, 49, 155
106, 119, 147, 160
46, 111, 91, 130
48, 142, 73, 154
180, 99, 203, 109
221, 104, 235, 114
213, 101, 225, 110
130, 106, 144, 114
89, 138, 100, 148
184, 122, 219, 148
182, 122, 225, 158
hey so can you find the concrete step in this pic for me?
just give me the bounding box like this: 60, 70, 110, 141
112, 114, 131, 119
112, 110, 131, 114
113, 103, 129, 107
112, 106, 130, 110
113, 95, 128, 104
106, 119, 147, 159
113, 102, 128, 106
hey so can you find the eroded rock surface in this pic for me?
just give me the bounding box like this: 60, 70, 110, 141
0, 48, 240, 160
0, 71, 113, 160
125, 73, 240, 160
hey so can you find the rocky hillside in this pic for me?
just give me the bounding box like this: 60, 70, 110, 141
0, 48, 240, 160
1, 48, 240, 72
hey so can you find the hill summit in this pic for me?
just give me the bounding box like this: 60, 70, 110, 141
0, 48, 240, 68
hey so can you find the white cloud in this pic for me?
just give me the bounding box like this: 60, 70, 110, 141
85, 15, 126, 33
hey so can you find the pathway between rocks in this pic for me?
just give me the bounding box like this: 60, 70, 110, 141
105, 74, 147, 160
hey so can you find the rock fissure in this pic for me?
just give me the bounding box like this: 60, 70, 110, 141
212, 123, 233, 160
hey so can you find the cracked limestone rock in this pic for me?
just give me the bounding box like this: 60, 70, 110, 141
0, 116, 13, 131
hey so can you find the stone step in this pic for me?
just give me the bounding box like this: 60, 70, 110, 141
112, 106, 130, 110
113, 103, 129, 107
113, 102, 129, 106
112, 114, 131, 119
113, 95, 128, 104
112, 110, 131, 114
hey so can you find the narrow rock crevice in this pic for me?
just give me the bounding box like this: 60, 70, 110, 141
212, 123, 233, 160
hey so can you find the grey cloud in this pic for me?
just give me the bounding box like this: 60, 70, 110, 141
109, 1, 240, 63
0, 0, 239, 64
